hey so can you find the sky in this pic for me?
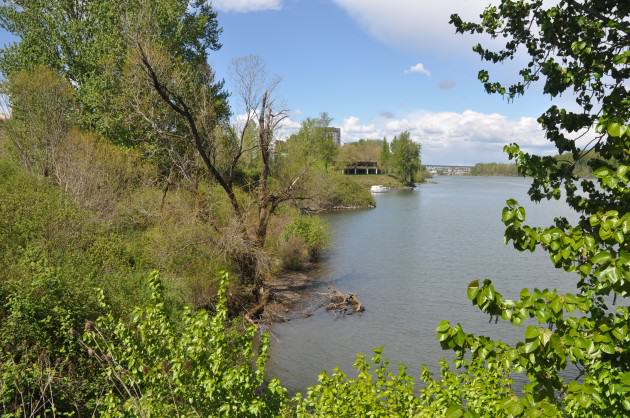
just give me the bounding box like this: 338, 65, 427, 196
0, 0, 563, 165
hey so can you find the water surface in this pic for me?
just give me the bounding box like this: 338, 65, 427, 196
268, 176, 578, 392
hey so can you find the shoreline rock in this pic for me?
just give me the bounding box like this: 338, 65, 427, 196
260, 265, 364, 323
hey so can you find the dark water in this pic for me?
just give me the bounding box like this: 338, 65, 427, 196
268, 176, 578, 392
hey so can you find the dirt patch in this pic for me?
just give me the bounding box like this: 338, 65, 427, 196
259, 266, 364, 323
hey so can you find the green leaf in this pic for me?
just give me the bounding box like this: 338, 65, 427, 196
523, 339, 539, 354
525, 325, 539, 340
446, 405, 464, 418
436, 320, 450, 333
579, 263, 592, 276
607, 122, 622, 137
467, 280, 480, 300
592, 251, 612, 265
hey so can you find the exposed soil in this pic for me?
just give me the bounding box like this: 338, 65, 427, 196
259, 264, 364, 323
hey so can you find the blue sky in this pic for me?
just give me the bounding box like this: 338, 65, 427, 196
0, 0, 560, 164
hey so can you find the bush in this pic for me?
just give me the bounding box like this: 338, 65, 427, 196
2, 66, 74, 178
84, 271, 287, 416
54, 129, 152, 216
282, 215, 329, 260
278, 235, 310, 270
293, 349, 532, 417
0, 157, 152, 416
328, 173, 374, 208
0, 249, 105, 415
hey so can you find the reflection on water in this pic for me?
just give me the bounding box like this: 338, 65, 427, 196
268, 176, 578, 392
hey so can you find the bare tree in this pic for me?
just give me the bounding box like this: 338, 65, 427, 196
125, 13, 305, 289
229, 55, 306, 246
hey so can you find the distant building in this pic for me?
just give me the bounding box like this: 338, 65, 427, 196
323, 127, 341, 146
343, 161, 381, 175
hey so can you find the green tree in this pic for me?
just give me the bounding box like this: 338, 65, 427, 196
285, 113, 338, 171
433, 1, 630, 415
379, 137, 391, 173
2, 66, 74, 177
0, 0, 227, 143
390, 131, 421, 186
315, 112, 339, 171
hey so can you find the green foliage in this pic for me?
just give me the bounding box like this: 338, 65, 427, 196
275, 121, 375, 211
0, 156, 153, 415
0, 0, 227, 143
319, 173, 376, 209
282, 215, 330, 259
337, 139, 382, 168
344, 173, 405, 190
379, 137, 391, 171
444, 0, 630, 416
294, 349, 526, 417
390, 131, 422, 186
84, 271, 287, 417
2, 66, 75, 177
282, 115, 339, 172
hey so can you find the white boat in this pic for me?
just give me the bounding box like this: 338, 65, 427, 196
370, 185, 389, 193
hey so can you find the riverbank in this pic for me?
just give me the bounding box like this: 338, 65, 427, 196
260, 263, 363, 323
345, 174, 408, 189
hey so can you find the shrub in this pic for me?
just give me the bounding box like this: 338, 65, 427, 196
54, 129, 152, 216
282, 215, 329, 260
2, 66, 75, 178
325, 173, 375, 208
293, 349, 528, 417
278, 235, 310, 270
84, 271, 287, 416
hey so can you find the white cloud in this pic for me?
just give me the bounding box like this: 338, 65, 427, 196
276, 117, 301, 139
404, 63, 431, 76
339, 110, 557, 164
233, 112, 301, 140
331, 0, 495, 51
213, 0, 282, 12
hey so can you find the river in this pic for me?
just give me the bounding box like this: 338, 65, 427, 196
268, 176, 578, 393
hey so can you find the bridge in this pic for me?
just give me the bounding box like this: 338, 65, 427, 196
424, 165, 472, 176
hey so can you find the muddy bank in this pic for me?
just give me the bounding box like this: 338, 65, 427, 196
260, 265, 364, 323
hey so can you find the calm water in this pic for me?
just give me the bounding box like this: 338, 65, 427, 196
268, 176, 578, 392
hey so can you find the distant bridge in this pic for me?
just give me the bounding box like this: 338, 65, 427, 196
425, 164, 472, 175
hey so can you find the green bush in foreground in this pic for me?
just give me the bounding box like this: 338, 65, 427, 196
293, 351, 524, 418
84, 271, 287, 417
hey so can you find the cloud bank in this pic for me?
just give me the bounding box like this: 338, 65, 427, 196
213, 0, 282, 13
331, 0, 494, 51
272, 109, 567, 164
338, 110, 553, 164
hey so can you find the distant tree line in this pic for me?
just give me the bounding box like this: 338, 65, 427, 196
471, 153, 600, 178
470, 162, 519, 176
